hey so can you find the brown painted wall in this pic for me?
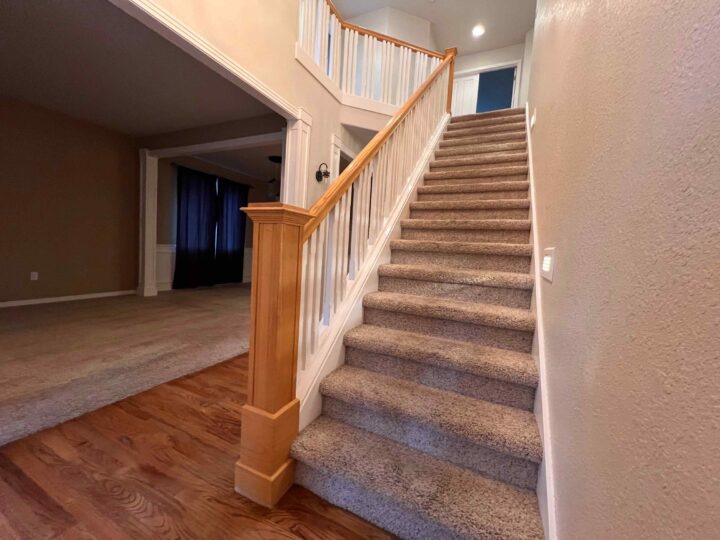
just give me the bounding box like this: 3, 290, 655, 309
529, 0, 720, 537
0, 97, 138, 302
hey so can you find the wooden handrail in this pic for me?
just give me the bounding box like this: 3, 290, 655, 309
325, 0, 444, 59
302, 49, 456, 241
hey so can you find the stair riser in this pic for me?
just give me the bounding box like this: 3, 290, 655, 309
410, 208, 530, 220
295, 464, 457, 540
363, 308, 533, 352
446, 115, 526, 131
346, 347, 535, 410
444, 123, 526, 139
418, 190, 528, 202
425, 166, 528, 180
439, 132, 526, 148
323, 397, 538, 490
430, 156, 527, 170
379, 276, 532, 308
392, 249, 531, 273
401, 227, 530, 243
423, 174, 528, 187
435, 142, 527, 158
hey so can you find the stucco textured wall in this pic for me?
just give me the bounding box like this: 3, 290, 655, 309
528, 0, 720, 537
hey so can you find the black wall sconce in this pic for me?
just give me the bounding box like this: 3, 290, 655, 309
315, 162, 330, 182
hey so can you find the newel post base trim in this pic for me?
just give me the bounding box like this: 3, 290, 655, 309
234, 399, 300, 507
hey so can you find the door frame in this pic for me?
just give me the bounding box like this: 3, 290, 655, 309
454, 60, 522, 110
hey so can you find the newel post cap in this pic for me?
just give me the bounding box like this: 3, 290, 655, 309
242, 202, 313, 226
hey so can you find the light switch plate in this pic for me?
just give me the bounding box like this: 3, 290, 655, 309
30, 272, 39, 281
541, 248, 555, 282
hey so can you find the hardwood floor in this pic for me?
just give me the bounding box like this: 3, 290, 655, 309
0, 354, 395, 539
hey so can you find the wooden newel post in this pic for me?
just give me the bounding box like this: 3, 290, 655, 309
234, 202, 312, 508
445, 47, 458, 114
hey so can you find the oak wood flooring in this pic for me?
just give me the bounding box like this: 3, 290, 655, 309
0, 354, 395, 539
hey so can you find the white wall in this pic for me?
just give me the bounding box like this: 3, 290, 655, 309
455, 43, 525, 75
348, 7, 437, 52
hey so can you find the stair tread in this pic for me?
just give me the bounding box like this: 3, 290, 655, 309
451, 107, 525, 123
446, 114, 526, 131
320, 366, 542, 462
363, 291, 535, 332
424, 165, 528, 180
431, 151, 528, 167
411, 198, 530, 209
418, 181, 529, 194
379, 263, 533, 288
435, 141, 526, 158
402, 218, 531, 230
345, 323, 538, 387
293, 417, 543, 539
445, 122, 526, 138
391, 238, 532, 257
439, 131, 527, 148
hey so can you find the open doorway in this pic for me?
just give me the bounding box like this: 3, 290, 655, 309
452, 62, 520, 116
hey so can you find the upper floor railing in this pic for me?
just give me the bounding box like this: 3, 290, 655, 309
298, 0, 444, 107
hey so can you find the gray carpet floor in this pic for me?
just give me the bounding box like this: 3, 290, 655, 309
0, 285, 250, 446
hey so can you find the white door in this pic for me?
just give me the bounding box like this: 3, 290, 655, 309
452, 74, 479, 116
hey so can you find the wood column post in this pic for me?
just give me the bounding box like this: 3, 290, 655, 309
234, 202, 312, 508
445, 47, 458, 114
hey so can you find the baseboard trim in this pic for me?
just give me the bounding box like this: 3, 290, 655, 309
0, 290, 135, 309
526, 104, 558, 540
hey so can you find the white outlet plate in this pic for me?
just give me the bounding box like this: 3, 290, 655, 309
541, 248, 555, 282
30, 272, 39, 281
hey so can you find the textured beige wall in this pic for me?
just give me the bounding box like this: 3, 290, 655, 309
0, 97, 138, 301
528, 0, 720, 537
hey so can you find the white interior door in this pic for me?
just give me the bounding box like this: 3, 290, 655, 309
452, 74, 479, 116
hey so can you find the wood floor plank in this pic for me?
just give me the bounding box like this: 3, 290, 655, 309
0, 354, 394, 539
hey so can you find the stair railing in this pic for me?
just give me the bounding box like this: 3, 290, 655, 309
298, 0, 444, 107
235, 44, 456, 508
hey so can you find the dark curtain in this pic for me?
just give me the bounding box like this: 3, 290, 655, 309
173, 166, 218, 289
215, 178, 249, 284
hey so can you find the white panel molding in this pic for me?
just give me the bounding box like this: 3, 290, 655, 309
281, 108, 312, 207
0, 290, 135, 309
526, 105, 558, 540
329, 133, 358, 180
297, 113, 451, 429
109, 0, 300, 120
138, 149, 159, 297
156, 243, 176, 292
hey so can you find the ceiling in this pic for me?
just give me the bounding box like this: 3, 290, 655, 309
334, 0, 536, 55
0, 0, 273, 136
196, 143, 284, 184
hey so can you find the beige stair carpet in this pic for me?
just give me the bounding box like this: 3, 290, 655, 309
292, 107, 544, 539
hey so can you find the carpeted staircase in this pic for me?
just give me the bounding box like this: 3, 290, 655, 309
291, 107, 544, 539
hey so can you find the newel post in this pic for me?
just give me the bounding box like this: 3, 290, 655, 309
234, 202, 312, 507
445, 47, 458, 114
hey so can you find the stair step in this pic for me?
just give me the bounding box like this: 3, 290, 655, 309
363, 291, 535, 332
320, 367, 540, 488
362, 291, 534, 351
378, 263, 533, 307
451, 107, 526, 124
439, 131, 526, 148
446, 114, 525, 131
410, 199, 530, 220
425, 164, 528, 181
346, 324, 536, 387
430, 152, 528, 171
293, 417, 544, 539
444, 122, 526, 139
417, 180, 529, 202
423, 174, 528, 187
401, 217, 531, 243
435, 141, 526, 159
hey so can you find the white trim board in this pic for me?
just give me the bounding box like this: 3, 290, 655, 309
149, 132, 284, 159
109, 0, 300, 120
297, 113, 451, 429
0, 290, 135, 309
526, 104, 558, 540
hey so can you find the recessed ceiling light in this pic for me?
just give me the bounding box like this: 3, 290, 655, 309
472, 24, 485, 38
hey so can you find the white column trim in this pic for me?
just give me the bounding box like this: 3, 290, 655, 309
281, 108, 313, 207
138, 149, 159, 297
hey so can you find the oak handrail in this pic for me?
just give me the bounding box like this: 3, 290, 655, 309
324, 0, 444, 59
302, 48, 456, 240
